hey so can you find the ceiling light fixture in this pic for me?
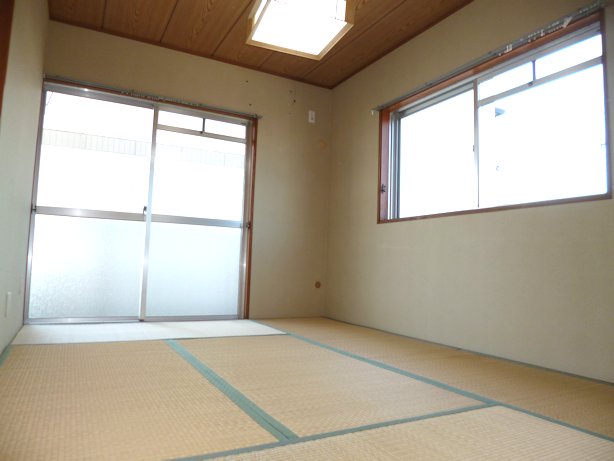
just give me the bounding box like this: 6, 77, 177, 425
247, 0, 355, 60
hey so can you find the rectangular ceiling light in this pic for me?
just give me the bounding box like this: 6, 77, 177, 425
247, 0, 355, 60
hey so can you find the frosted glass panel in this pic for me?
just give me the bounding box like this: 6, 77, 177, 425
152, 130, 245, 220
158, 111, 203, 131
205, 119, 246, 139
29, 215, 144, 318
146, 223, 241, 317
37, 92, 153, 212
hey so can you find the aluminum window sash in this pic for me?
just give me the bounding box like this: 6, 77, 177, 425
476, 26, 601, 89
237, 121, 255, 318
372, 2, 602, 112
156, 123, 247, 144
388, 112, 402, 219
44, 82, 155, 110
478, 56, 603, 107
34, 207, 243, 229
397, 82, 473, 119
34, 206, 146, 222
473, 80, 480, 209
24, 88, 48, 324
27, 316, 140, 325
157, 103, 251, 127
390, 25, 601, 120
139, 107, 159, 320
26, 314, 238, 324
151, 214, 242, 228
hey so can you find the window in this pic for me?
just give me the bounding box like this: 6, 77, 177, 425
27, 82, 256, 321
379, 17, 609, 221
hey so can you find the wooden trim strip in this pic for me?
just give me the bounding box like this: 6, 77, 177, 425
377, 110, 390, 221
243, 118, 258, 319
0, 0, 15, 117
379, 194, 612, 224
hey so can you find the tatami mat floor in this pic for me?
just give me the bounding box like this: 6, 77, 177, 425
0, 317, 612, 460
261, 318, 614, 439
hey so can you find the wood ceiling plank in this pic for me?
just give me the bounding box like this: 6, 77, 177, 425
213, 0, 273, 68
103, 0, 178, 42
305, 0, 473, 88
257, 53, 319, 81
48, 0, 475, 88
162, 0, 252, 55
48, 0, 106, 29
256, 0, 403, 79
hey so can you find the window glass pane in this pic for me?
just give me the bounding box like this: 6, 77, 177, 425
479, 62, 533, 100
478, 65, 607, 208
146, 223, 240, 317
29, 215, 144, 318
158, 110, 203, 131
535, 34, 602, 79
205, 119, 247, 139
399, 90, 475, 217
37, 92, 152, 212
152, 130, 245, 220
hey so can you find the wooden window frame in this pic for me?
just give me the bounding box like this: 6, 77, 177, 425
0, 0, 15, 117
378, 12, 610, 223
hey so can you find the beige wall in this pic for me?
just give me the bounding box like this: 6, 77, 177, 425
0, 0, 48, 353
327, 0, 614, 382
44, 22, 332, 319
4, 0, 612, 382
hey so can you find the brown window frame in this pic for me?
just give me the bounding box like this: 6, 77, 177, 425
378, 12, 610, 223
0, 0, 15, 117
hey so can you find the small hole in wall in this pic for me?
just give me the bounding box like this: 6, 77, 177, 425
315, 281, 322, 288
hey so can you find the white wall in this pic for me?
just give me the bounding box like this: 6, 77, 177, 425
44, 22, 332, 319
0, 0, 48, 354
327, 0, 614, 382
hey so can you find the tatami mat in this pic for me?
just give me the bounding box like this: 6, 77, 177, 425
211, 406, 614, 460
0, 341, 276, 461
2, 318, 612, 460
12, 320, 283, 345
179, 335, 481, 437
261, 318, 614, 438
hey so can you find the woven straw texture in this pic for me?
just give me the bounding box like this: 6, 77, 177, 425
0, 341, 275, 461
213, 406, 614, 460
262, 318, 614, 438
179, 335, 479, 437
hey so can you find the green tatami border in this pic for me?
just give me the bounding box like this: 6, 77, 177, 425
254, 321, 614, 444
165, 339, 298, 442
170, 403, 492, 461
0, 344, 11, 368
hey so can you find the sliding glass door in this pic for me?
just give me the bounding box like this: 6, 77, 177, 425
144, 113, 248, 318
26, 84, 254, 322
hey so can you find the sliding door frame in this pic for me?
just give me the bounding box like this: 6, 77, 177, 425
24, 79, 257, 324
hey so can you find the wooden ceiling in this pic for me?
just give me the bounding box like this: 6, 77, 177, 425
48, 0, 473, 89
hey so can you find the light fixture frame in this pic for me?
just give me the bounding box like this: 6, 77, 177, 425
246, 0, 356, 60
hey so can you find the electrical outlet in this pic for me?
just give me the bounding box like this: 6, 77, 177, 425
308, 110, 316, 124
4, 292, 12, 318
